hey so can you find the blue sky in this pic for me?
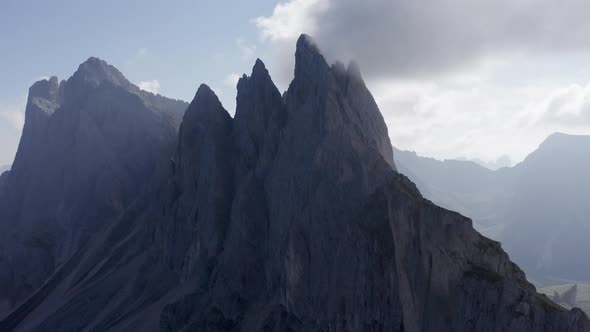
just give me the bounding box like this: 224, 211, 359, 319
0, 0, 279, 165
0, 0, 275, 102
2, 0, 590, 167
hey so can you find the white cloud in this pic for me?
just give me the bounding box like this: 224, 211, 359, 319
223, 73, 241, 88
137, 80, 161, 94
137, 48, 148, 57
236, 39, 257, 62
255, 0, 590, 79
0, 98, 26, 131
254, 0, 329, 42
539, 84, 590, 126
253, 0, 590, 163
371, 77, 590, 163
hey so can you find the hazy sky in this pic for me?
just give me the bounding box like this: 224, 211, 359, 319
2, 0, 590, 166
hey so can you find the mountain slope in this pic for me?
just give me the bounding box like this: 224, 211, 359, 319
393, 148, 511, 237
500, 133, 590, 283
394, 133, 590, 284
1, 36, 588, 331
0, 59, 187, 317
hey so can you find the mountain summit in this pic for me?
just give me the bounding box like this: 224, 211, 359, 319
71, 56, 132, 89
0, 35, 588, 331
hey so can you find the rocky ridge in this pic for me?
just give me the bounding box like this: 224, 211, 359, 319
0, 35, 588, 331
0, 58, 187, 318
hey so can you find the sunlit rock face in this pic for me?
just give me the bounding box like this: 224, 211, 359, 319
1, 36, 588, 332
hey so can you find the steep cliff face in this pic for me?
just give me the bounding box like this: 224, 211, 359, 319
1, 35, 588, 332
0, 58, 187, 317
159, 35, 400, 331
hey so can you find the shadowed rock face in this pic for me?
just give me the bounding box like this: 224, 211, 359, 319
0, 58, 187, 318
1, 35, 588, 332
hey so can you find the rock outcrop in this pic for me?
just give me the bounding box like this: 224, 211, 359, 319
0, 35, 588, 332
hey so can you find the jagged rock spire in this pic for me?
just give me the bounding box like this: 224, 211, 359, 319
2, 34, 586, 332
287, 33, 397, 170
234, 58, 284, 167
294, 34, 329, 79
180, 84, 231, 140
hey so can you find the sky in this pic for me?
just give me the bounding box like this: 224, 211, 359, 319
1, 0, 590, 167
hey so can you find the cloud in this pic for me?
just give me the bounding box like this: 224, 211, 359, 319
540, 84, 590, 126
254, 0, 329, 42
223, 73, 241, 88
0, 98, 26, 131
236, 39, 257, 62
253, 0, 590, 163
255, 0, 590, 79
371, 77, 590, 162
137, 80, 161, 94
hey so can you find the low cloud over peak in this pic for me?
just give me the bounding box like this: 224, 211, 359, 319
255, 0, 590, 163
138, 80, 161, 94
256, 0, 590, 79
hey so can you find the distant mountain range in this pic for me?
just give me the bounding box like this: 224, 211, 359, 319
0, 36, 587, 331
394, 133, 590, 285
458, 155, 513, 170
540, 283, 590, 316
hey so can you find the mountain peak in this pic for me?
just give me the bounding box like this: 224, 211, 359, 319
193, 84, 217, 103
70, 57, 131, 89
538, 132, 590, 150
296, 34, 320, 54
347, 60, 363, 79
184, 84, 230, 124
234, 57, 284, 164
238, 58, 272, 87
252, 58, 267, 74
294, 34, 329, 81
28, 76, 60, 102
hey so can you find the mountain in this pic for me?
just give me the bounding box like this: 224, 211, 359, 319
1, 36, 588, 331
540, 284, 590, 315
459, 155, 513, 170
0, 165, 9, 190
394, 133, 590, 284
0, 58, 187, 318
393, 148, 511, 237
500, 133, 590, 283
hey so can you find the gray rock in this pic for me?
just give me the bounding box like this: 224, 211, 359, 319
0, 36, 587, 332
0, 57, 187, 319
